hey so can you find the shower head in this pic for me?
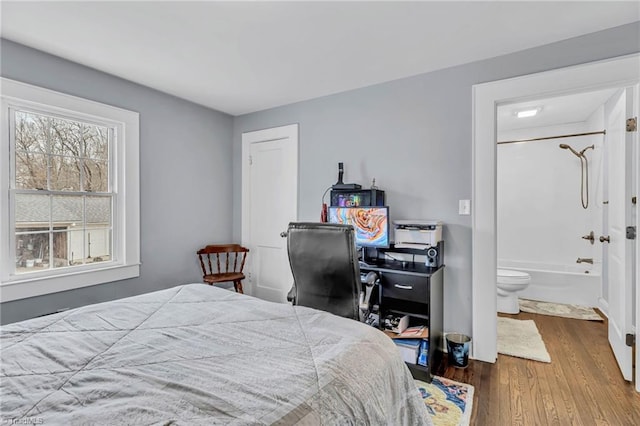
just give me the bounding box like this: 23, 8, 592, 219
579, 145, 595, 156
559, 143, 582, 158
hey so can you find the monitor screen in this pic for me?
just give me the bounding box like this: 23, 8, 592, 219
328, 206, 390, 249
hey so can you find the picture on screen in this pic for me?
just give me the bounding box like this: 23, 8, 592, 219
328, 206, 389, 248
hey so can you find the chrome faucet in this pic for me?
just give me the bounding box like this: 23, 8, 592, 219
576, 258, 593, 264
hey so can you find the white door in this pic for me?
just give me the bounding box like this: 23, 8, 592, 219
635, 85, 640, 392
604, 88, 634, 381
241, 124, 298, 303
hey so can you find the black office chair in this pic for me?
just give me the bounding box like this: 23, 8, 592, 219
284, 222, 378, 322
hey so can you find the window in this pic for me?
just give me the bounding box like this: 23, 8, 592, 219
1, 78, 140, 302
14, 110, 113, 272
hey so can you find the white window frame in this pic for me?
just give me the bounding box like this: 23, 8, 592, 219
0, 78, 140, 302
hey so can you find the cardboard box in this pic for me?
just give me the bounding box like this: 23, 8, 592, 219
383, 314, 409, 334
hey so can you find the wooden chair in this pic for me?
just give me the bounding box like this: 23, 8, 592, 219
197, 244, 249, 293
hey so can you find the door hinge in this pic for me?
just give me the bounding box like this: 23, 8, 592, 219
627, 117, 637, 132
627, 226, 636, 240
249, 155, 253, 165
626, 333, 635, 347
633, 196, 637, 205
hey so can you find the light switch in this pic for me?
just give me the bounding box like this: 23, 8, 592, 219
459, 199, 471, 215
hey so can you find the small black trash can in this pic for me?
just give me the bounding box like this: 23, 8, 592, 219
446, 333, 471, 368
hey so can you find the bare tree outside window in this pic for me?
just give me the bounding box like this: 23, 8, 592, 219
13, 110, 112, 273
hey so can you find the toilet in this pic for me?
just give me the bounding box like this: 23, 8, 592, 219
497, 269, 531, 314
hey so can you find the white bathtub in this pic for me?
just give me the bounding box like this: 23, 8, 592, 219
498, 260, 601, 307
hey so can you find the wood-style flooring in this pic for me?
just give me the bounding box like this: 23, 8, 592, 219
434, 311, 640, 425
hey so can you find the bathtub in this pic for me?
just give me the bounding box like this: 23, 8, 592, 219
498, 260, 601, 307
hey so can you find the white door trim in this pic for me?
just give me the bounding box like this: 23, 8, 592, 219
241, 124, 299, 295
635, 82, 640, 392
472, 53, 640, 364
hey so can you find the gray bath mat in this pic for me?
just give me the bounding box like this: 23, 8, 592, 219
519, 299, 603, 321
497, 317, 551, 363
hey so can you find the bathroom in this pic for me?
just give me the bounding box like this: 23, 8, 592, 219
496, 87, 626, 314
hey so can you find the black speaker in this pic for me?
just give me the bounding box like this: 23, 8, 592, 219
425, 241, 444, 268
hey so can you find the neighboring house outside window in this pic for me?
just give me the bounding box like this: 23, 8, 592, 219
0, 78, 140, 302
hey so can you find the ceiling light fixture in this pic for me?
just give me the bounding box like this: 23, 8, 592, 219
516, 108, 540, 118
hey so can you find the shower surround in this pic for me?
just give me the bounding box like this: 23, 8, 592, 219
497, 108, 605, 307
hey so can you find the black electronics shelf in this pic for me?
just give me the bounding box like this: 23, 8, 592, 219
361, 261, 444, 383
360, 259, 439, 276
361, 241, 444, 271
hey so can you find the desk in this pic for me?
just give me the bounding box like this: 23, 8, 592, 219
360, 261, 443, 382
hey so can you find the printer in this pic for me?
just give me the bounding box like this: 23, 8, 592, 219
394, 220, 444, 267
393, 220, 443, 250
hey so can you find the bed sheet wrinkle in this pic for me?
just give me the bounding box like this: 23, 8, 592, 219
2, 330, 128, 377
0, 373, 73, 416
16, 287, 188, 419
1, 284, 432, 425
0, 309, 80, 351
120, 362, 286, 424
37, 367, 248, 424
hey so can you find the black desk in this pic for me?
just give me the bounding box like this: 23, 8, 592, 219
360, 260, 444, 382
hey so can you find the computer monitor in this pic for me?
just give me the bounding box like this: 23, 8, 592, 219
328, 206, 390, 249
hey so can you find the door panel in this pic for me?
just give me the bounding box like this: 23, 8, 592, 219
605, 89, 632, 381
634, 84, 640, 392
241, 125, 298, 303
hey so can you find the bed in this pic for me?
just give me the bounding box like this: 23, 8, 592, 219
1, 284, 431, 425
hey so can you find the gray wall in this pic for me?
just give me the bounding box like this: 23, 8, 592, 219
1, 39, 234, 324
232, 22, 640, 336
3, 22, 638, 327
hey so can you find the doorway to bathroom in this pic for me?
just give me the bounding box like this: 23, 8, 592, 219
471, 53, 639, 389
496, 89, 618, 309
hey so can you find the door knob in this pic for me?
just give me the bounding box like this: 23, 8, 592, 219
280, 231, 288, 238
599, 235, 610, 243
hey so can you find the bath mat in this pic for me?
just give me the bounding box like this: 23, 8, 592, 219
497, 317, 551, 363
519, 298, 603, 321
415, 376, 474, 426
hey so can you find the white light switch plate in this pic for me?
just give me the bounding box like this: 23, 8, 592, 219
459, 199, 471, 215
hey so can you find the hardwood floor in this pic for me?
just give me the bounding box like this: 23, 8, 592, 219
434, 311, 640, 425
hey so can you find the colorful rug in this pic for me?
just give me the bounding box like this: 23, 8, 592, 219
519, 298, 603, 321
415, 376, 474, 426
497, 317, 551, 363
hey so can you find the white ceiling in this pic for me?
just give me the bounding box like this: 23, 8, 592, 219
1, 1, 638, 116
498, 88, 619, 132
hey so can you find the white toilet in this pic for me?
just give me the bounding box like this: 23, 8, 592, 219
497, 269, 531, 314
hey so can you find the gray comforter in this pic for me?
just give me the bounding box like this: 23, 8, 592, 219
1, 284, 431, 425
